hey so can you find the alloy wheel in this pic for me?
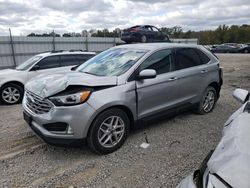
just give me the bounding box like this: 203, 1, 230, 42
98, 116, 125, 148
202, 90, 215, 113
1, 87, 21, 104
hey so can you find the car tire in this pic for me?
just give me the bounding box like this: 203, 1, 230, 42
244, 49, 248, 53
0, 83, 24, 105
141, 35, 147, 43
196, 86, 217, 115
87, 108, 130, 154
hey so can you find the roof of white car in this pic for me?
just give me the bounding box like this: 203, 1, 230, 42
37, 51, 96, 57
114, 43, 202, 51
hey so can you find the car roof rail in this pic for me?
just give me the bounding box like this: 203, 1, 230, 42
68, 49, 87, 52
40, 50, 52, 53
51, 50, 64, 53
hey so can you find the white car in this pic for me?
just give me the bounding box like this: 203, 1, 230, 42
177, 88, 250, 188
0, 50, 95, 105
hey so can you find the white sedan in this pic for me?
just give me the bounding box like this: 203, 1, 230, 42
0, 51, 95, 105
177, 88, 250, 188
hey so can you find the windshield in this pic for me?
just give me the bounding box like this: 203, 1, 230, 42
16, 56, 43, 70
77, 48, 147, 76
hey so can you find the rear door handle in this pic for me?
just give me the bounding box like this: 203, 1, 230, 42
168, 77, 178, 81
201, 70, 208, 74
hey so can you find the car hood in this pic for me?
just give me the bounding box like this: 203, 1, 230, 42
0, 69, 22, 76
25, 71, 117, 98
207, 105, 250, 188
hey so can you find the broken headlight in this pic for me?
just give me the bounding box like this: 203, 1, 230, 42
49, 90, 91, 106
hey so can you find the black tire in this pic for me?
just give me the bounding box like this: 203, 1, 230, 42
196, 86, 217, 115
0, 83, 24, 105
141, 35, 147, 43
87, 108, 130, 154
244, 49, 248, 53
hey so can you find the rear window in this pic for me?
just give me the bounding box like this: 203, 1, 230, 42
60, 55, 79, 66
195, 49, 210, 64
173, 48, 202, 70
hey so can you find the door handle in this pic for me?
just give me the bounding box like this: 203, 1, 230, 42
201, 70, 208, 74
168, 77, 178, 81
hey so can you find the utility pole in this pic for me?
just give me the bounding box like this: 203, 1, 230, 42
9, 28, 16, 67
52, 30, 55, 50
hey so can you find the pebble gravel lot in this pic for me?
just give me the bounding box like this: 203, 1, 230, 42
1, 54, 250, 188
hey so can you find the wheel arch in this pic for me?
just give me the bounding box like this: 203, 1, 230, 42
1, 81, 24, 90
208, 81, 221, 100
86, 104, 135, 138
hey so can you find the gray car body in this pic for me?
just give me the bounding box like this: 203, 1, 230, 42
23, 43, 221, 142
177, 89, 250, 188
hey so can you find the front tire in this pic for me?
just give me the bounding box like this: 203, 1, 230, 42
196, 86, 217, 115
0, 83, 24, 105
87, 108, 130, 154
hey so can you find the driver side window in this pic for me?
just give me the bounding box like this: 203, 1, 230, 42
139, 49, 172, 75
35, 56, 60, 70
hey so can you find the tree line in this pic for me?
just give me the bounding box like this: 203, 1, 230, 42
27, 24, 250, 45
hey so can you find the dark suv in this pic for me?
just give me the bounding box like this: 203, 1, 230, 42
121, 25, 169, 43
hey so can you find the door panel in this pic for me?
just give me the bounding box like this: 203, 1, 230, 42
170, 67, 204, 104
136, 49, 177, 118
171, 48, 208, 104
136, 72, 180, 118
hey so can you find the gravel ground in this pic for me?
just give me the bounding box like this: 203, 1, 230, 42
0, 54, 250, 188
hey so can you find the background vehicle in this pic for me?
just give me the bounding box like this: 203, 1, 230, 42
240, 43, 250, 53
177, 88, 250, 188
0, 50, 95, 105
211, 44, 239, 53
121, 25, 170, 43
23, 43, 222, 154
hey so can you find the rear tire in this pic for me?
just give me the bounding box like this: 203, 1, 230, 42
196, 86, 217, 115
0, 83, 24, 105
87, 108, 130, 154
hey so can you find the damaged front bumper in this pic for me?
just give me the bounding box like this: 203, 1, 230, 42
22, 94, 96, 146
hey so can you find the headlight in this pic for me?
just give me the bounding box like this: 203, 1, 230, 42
49, 90, 91, 106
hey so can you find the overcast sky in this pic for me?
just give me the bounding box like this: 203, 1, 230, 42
0, 0, 250, 36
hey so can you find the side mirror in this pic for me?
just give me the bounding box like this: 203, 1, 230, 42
71, 65, 79, 71
233, 89, 249, 104
137, 69, 156, 80
31, 64, 40, 71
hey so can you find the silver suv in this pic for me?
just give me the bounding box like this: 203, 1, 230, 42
22, 43, 223, 154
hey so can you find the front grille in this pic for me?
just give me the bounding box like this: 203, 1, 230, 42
25, 90, 52, 114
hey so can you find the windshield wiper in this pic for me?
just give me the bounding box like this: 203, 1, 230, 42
82, 71, 99, 76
